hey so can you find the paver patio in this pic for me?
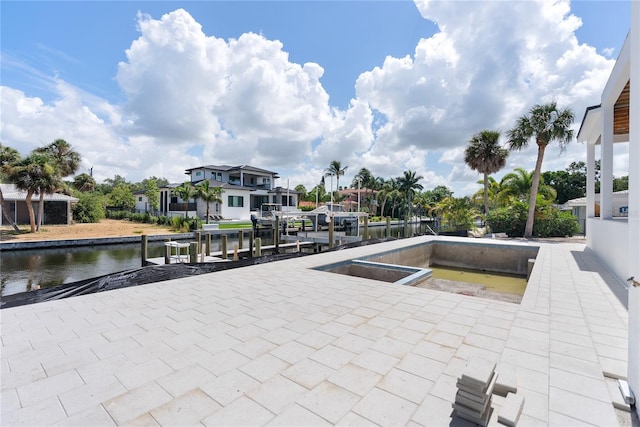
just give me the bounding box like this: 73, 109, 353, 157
0, 236, 629, 425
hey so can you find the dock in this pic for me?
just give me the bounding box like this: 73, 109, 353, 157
147, 241, 316, 265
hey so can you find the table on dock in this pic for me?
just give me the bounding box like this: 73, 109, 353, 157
164, 241, 190, 263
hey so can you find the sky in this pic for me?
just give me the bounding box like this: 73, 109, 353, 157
0, 0, 632, 197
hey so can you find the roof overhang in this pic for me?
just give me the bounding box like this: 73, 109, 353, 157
577, 32, 630, 146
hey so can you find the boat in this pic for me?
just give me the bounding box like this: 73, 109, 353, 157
307, 203, 359, 230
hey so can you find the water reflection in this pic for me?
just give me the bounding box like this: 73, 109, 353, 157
1, 223, 429, 297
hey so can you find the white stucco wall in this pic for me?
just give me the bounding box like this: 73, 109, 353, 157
628, 0, 639, 416
134, 194, 148, 213
587, 218, 629, 284
222, 188, 250, 220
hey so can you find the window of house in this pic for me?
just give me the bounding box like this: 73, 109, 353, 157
195, 171, 202, 176
228, 195, 244, 207
138, 196, 142, 202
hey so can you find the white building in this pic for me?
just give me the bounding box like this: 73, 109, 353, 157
152, 165, 298, 221
0, 183, 78, 226
560, 190, 629, 233
576, 3, 639, 416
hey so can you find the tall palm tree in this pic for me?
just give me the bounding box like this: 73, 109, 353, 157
378, 178, 398, 217
0, 144, 21, 230
196, 180, 224, 223
507, 102, 574, 237
397, 170, 424, 218
172, 182, 196, 219
464, 130, 509, 215
6, 153, 56, 233
33, 140, 80, 230
352, 167, 374, 213
35, 139, 80, 177
324, 160, 348, 202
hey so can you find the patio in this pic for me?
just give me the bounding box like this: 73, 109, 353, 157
0, 236, 630, 425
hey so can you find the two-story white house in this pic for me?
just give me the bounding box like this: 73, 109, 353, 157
182, 164, 298, 220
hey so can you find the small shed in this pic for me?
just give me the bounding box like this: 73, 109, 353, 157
0, 183, 79, 226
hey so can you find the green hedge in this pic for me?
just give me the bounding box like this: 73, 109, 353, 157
486, 202, 581, 237
73, 192, 106, 223
533, 209, 581, 237
105, 210, 170, 226
485, 202, 528, 237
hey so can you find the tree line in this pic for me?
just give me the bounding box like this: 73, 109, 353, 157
1, 101, 628, 236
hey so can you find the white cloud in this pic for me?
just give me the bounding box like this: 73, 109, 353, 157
1, 3, 624, 197
352, 0, 615, 193
116, 9, 340, 171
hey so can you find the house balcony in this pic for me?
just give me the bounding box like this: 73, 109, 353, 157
169, 202, 196, 212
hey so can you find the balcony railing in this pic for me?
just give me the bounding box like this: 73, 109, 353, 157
169, 203, 196, 212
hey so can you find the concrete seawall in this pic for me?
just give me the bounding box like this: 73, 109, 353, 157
0, 233, 194, 251
0, 227, 277, 251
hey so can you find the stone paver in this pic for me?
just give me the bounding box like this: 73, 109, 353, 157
0, 237, 629, 426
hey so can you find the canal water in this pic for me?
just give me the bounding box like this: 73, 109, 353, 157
1, 222, 429, 297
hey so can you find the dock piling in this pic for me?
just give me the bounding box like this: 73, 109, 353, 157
164, 238, 171, 264
404, 215, 409, 238
364, 216, 369, 240
189, 242, 198, 263
206, 233, 211, 256
328, 217, 334, 248
255, 237, 262, 257
386, 217, 391, 238
248, 231, 254, 258
221, 235, 228, 260
233, 245, 239, 261
141, 235, 148, 267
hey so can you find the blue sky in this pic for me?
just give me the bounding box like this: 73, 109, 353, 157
0, 1, 631, 196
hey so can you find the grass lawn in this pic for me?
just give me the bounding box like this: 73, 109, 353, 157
216, 222, 253, 229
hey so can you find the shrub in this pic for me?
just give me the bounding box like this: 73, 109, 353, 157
106, 210, 131, 220
187, 217, 202, 231
533, 209, 581, 237
485, 201, 528, 237
73, 192, 106, 223
171, 216, 185, 232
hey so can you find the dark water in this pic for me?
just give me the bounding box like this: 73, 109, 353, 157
0, 235, 266, 297
1, 223, 429, 297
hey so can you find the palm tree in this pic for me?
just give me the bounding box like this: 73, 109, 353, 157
72, 173, 96, 192
397, 170, 424, 219
172, 182, 196, 219
501, 167, 557, 203
33, 140, 80, 230
431, 196, 480, 232
501, 168, 534, 201
0, 143, 21, 177
351, 167, 373, 213
324, 160, 348, 202
378, 178, 398, 217
507, 102, 574, 237
472, 176, 508, 210
35, 139, 80, 177
196, 180, 224, 223
0, 144, 22, 230
6, 153, 56, 233
464, 130, 509, 215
